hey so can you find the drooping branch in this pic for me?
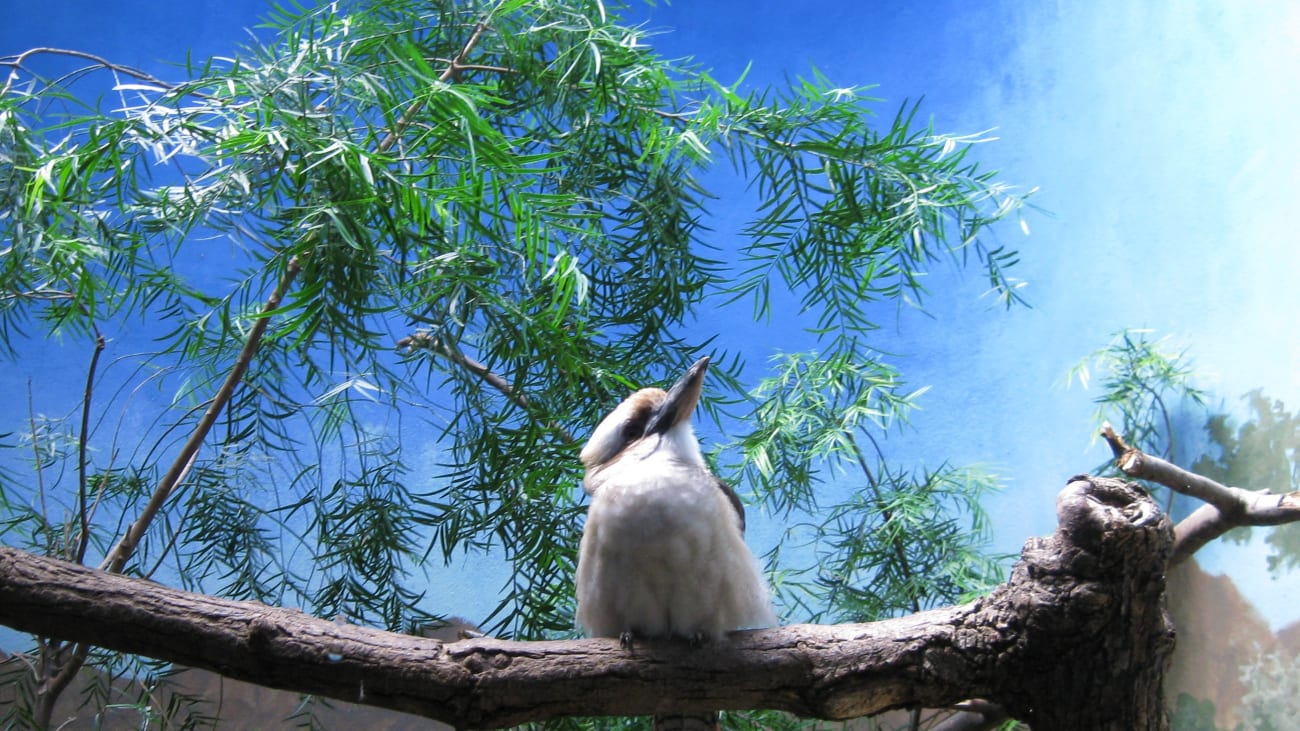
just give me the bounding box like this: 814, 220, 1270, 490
0, 47, 177, 95
1101, 422, 1300, 565
0, 476, 1174, 730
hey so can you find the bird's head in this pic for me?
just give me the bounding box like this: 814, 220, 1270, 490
580, 356, 710, 476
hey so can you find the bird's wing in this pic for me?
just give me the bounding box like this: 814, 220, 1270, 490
712, 474, 746, 533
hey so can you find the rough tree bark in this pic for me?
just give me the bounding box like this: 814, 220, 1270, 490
0, 476, 1174, 729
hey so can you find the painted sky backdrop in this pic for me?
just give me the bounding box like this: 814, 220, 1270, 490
2, 0, 1297, 630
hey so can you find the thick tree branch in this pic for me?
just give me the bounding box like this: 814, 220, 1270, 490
1100, 422, 1300, 565
0, 476, 1174, 730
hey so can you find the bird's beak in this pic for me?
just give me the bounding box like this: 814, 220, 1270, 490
643, 356, 710, 437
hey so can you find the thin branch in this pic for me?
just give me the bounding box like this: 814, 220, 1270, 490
375, 8, 494, 154
848, 430, 923, 613
26, 380, 50, 553
846, 429, 923, 731
0, 289, 76, 303
37, 641, 90, 728
100, 256, 302, 574
141, 461, 202, 583
1100, 422, 1300, 566
74, 330, 106, 564
1, 47, 177, 94
397, 331, 576, 445
426, 58, 515, 75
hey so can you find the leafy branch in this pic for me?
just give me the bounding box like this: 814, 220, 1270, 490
100, 256, 302, 574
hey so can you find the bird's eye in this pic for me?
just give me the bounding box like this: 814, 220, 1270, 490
621, 420, 641, 442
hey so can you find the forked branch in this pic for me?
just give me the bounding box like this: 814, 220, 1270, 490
1100, 422, 1300, 565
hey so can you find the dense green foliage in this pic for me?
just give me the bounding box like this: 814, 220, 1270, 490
1, 0, 1029, 726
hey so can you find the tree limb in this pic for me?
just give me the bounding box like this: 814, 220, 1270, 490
398, 330, 577, 444
0, 47, 177, 95
100, 256, 302, 574
0, 476, 1174, 730
1100, 422, 1300, 565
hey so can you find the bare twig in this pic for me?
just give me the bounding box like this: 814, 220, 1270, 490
398, 331, 576, 445
1, 47, 177, 95
74, 330, 106, 564
1100, 422, 1300, 565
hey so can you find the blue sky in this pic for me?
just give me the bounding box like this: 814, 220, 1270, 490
3, 0, 1298, 632
646, 0, 1300, 629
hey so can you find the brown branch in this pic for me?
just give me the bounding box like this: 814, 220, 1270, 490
74, 330, 106, 564
375, 10, 494, 154
37, 641, 90, 728
0, 477, 1175, 730
397, 331, 576, 445
101, 256, 302, 574
1099, 422, 1300, 565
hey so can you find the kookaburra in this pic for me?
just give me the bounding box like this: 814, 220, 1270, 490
576, 356, 776, 645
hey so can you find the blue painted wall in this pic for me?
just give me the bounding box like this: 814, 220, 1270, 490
3, 1, 1296, 633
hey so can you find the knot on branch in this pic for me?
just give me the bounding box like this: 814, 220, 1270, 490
1055, 475, 1170, 563
986, 476, 1176, 729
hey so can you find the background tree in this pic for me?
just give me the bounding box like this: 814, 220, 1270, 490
0, 0, 1026, 727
